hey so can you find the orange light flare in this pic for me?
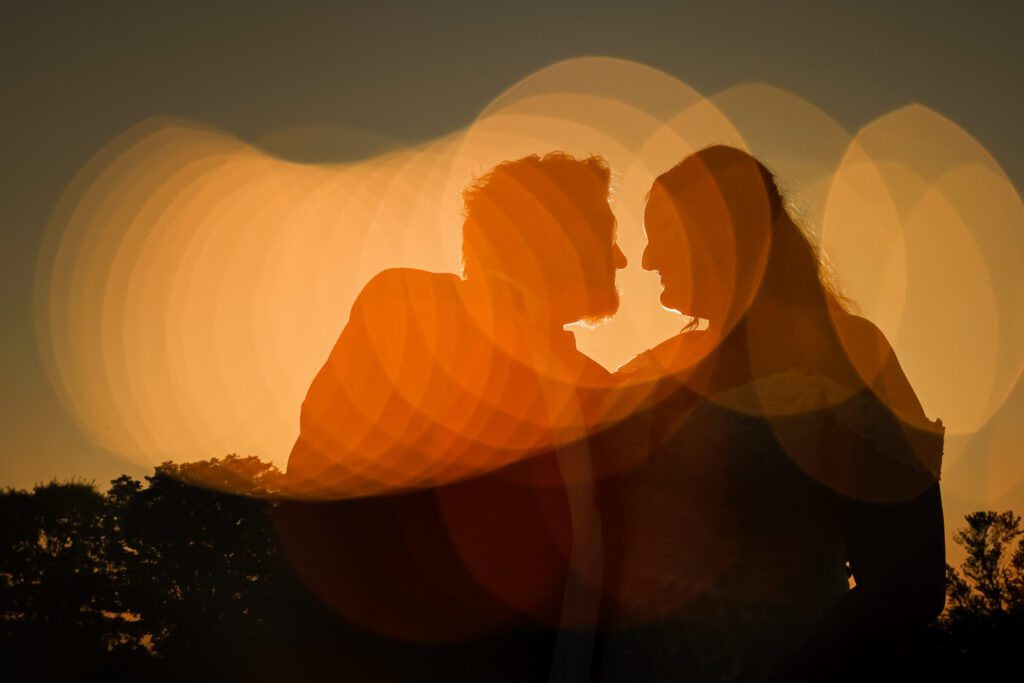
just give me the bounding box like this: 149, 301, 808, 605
33, 59, 1023, 515
35, 58, 731, 494
817, 107, 1024, 504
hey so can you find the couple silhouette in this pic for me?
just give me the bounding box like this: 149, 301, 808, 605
278, 146, 946, 682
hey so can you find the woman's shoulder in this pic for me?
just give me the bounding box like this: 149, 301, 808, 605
653, 367, 943, 485
752, 370, 944, 499
827, 384, 944, 484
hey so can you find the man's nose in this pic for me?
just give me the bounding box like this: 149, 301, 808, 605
613, 244, 628, 270
641, 244, 655, 271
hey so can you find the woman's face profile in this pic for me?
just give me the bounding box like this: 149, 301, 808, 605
642, 185, 691, 315
642, 180, 733, 323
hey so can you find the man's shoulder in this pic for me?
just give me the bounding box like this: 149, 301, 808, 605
360, 268, 461, 299
351, 268, 462, 315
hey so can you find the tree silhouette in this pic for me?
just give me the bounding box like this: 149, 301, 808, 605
945, 510, 1024, 616
3, 457, 1022, 681
0, 479, 145, 677
926, 510, 1024, 679
0, 457, 294, 680
110, 456, 293, 678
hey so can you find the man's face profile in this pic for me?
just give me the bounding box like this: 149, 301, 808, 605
461, 153, 625, 326
573, 199, 626, 326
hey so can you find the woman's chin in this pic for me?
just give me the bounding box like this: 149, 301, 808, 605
658, 293, 686, 317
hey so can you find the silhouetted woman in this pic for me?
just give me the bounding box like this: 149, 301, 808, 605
593, 146, 946, 682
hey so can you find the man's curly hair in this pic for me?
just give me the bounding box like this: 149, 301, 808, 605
461, 152, 612, 283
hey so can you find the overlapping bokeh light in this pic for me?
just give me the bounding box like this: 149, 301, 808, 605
35, 56, 1024, 511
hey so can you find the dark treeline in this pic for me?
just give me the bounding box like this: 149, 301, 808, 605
1, 455, 1022, 682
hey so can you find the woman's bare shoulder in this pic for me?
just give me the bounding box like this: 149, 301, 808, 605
833, 312, 890, 350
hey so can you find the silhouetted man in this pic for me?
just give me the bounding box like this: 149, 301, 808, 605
278, 153, 626, 681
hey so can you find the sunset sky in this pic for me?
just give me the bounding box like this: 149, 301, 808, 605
2, 2, 1022, 564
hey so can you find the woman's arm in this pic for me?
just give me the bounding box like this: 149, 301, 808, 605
768, 482, 945, 682
771, 317, 946, 681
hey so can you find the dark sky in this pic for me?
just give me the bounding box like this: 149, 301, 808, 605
2, 0, 1021, 488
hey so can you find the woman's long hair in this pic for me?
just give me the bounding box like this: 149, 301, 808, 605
654, 145, 853, 320
651, 145, 862, 387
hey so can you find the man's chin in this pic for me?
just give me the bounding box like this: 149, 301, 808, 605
576, 289, 621, 327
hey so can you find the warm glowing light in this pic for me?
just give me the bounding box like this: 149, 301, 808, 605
34, 59, 1024, 519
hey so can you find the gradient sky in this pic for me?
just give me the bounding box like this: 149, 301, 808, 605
2, 0, 1022, 500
